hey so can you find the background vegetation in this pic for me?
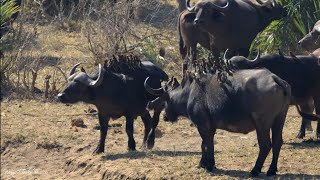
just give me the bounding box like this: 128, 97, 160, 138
1, 0, 319, 100
252, 0, 320, 54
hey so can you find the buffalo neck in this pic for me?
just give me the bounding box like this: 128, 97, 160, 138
87, 71, 131, 108
169, 80, 192, 118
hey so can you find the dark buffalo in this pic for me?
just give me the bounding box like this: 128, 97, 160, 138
145, 68, 291, 176
57, 56, 168, 153
298, 20, 320, 56
178, 0, 286, 73
226, 51, 320, 139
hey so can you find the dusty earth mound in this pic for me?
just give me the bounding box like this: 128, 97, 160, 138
1, 100, 319, 179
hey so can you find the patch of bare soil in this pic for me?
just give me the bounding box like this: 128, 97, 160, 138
1, 100, 319, 179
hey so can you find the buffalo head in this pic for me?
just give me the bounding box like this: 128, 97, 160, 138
298, 20, 320, 52
257, 0, 287, 21
223, 49, 261, 69
186, 0, 230, 29
57, 63, 105, 104
144, 76, 188, 122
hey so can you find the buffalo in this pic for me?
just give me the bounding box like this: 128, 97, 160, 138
225, 51, 320, 139
298, 20, 320, 56
57, 55, 168, 153
145, 66, 292, 176
178, 0, 286, 73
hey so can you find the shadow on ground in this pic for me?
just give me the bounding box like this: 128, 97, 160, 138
286, 139, 320, 149
103, 150, 202, 161
212, 168, 320, 179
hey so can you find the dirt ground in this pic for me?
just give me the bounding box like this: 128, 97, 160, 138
1, 100, 319, 179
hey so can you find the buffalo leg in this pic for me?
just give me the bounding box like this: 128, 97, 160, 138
296, 102, 314, 139
317, 120, 320, 139
197, 125, 215, 172
145, 110, 161, 149
314, 98, 320, 139
93, 113, 110, 154
251, 128, 271, 177
126, 116, 136, 151
140, 111, 152, 149
267, 112, 286, 176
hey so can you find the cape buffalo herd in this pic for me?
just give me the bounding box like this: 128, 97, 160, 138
55, 0, 320, 177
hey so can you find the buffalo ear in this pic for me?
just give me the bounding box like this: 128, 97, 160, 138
80, 67, 86, 73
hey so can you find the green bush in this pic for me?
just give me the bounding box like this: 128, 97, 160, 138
0, 0, 20, 28
251, 0, 320, 54
137, 37, 166, 68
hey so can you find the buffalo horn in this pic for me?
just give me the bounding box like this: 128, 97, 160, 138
144, 77, 164, 96
186, 0, 195, 11
88, 64, 105, 87
256, 0, 263, 4
248, 49, 261, 65
223, 49, 230, 62
69, 63, 81, 76
210, 0, 230, 12
252, 49, 261, 61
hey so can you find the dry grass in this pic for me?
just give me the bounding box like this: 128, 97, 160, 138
1, 100, 319, 179
1, 1, 319, 179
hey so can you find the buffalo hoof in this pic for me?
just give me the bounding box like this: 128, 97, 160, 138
146, 141, 155, 149
296, 132, 305, 139
139, 143, 152, 150
267, 169, 277, 176
305, 122, 313, 131
198, 163, 215, 172
306, 125, 313, 132
92, 147, 104, 155
250, 168, 261, 177
128, 147, 136, 151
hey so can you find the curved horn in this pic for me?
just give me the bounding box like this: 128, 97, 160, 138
256, 0, 264, 4
89, 64, 105, 87
248, 49, 261, 64
186, 0, 195, 11
272, 0, 277, 7
252, 49, 261, 61
144, 77, 164, 96
223, 49, 230, 62
69, 63, 81, 76
210, 0, 230, 12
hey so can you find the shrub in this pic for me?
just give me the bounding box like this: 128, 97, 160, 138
252, 0, 320, 54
